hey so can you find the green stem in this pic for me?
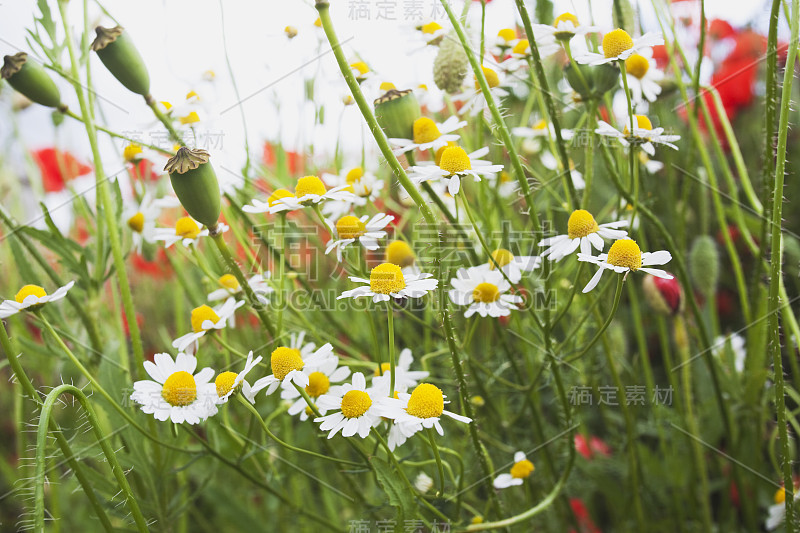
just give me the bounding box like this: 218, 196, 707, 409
566, 274, 625, 363
62, 108, 173, 155
426, 428, 446, 497
387, 302, 396, 397
292, 382, 322, 418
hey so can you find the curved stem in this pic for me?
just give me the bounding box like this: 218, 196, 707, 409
426, 428, 446, 497
566, 273, 625, 363
292, 382, 322, 418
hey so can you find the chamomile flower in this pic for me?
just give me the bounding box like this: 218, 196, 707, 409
207, 273, 273, 304
338, 263, 438, 303
390, 116, 466, 155
596, 116, 680, 156
409, 145, 503, 195
576, 29, 664, 65
766, 486, 800, 531
315, 372, 383, 438
172, 298, 245, 352
622, 49, 664, 103
538, 209, 630, 262
267, 175, 356, 214
376, 383, 471, 450
349, 60, 374, 84
321, 166, 384, 214
532, 12, 598, 41
449, 266, 522, 318
242, 188, 297, 215
214, 351, 263, 404
578, 238, 673, 293
493, 451, 535, 489
370, 348, 430, 395
281, 356, 351, 420
153, 217, 228, 248
326, 213, 394, 262
415, 21, 446, 46
0, 281, 75, 318
487, 249, 540, 284
455, 66, 509, 117
492, 28, 520, 56
130, 352, 217, 424
250, 342, 335, 396
123, 191, 181, 253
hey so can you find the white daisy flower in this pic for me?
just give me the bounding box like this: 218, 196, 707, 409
281, 356, 351, 420
453, 66, 509, 117
321, 166, 384, 219
207, 273, 273, 304
491, 28, 521, 57
766, 486, 799, 531
214, 350, 263, 404
123, 190, 180, 253
578, 238, 673, 293
130, 352, 218, 424
622, 49, 664, 103
250, 341, 335, 396
532, 12, 598, 41
0, 281, 75, 318
414, 21, 446, 47
538, 209, 629, 262
153, 216, 228, 248
242, 187, 296, 215
338, 262, 438, 303
370, 348, 430, 396
172, 298, 245, 352
595, 117, 680, 156
325, 213, 394, 262
375, 383, 471, 450
390, 116, 467, 155
409, 145, 503, 195
575, 29, 664, 65
315, 372, 383, 439
449, 266, 523, 318
246, 176, 355, 215
486, 249, 540, 284
493, 451, 535, 489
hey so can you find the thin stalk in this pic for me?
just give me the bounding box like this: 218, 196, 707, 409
566, 274, 625, 363
387, 302, 396, 397
426, 428, 446, 497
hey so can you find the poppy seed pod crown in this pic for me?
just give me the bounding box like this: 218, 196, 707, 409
164, 148, 221, 228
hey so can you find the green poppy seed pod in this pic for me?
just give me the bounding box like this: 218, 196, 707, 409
2, 53, 63, 108
592, 63, 621, 96
689, 235, 719, 298
433, 33, 469, 94
91, 26, 150, 97
165, 148, 221, 228
563, 62, 595, 100
374, 89, 420, 140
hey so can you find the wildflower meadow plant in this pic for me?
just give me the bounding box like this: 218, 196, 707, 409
1, 0, 800, 531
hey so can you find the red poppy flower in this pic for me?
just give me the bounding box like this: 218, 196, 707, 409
32, 148, 92, 193
127, 158, 162, 183
131, 249, 173, 280
263, 141, 304, 175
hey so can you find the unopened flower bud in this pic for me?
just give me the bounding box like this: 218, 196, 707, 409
689, 235, 719, 299
374, 89, 420, 140
91, 26, 150, 97
433, 33, 469, 94
2, 53, 63, 109
164, 147, 221, 228
642, 273, 683, 315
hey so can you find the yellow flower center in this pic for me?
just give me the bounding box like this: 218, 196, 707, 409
434, 141, 458, 166
305, 371, 330, 397
475, 66, 500, 89
510, 459, 535, 479
270, 347, 304, 381
625, 54, 650, 79
490, 248, 514, 269
374, 362, 391, 376
775, 487, 787, 505
345, 167, 364, 184
123, 144, 142, 162
386, 240, 415, 267
497, 28, 517, 43
191, 305, 221, 333
350, 61, 369, 76
380, 81, 396, 91
160, 101, 173, 111
218, 274, 239, 291
567, 209, 600, 239
179, 111, 200, 125
161, 371, 197, 407
421, 22, 443, 35
175, 217, 201, 239
500, 171, 512, 183
215, 371, 237, 397
336, 215, 367, 239
606, 239, 642, 271
340, 389, 372, 418
284, 25, 298, 38
15, 285, 47, 304
313, 17, 322, 28
405, 383, 444, 419
127, 212, 145, 233
533, 119, 548, 130
554, 12, 579, 27
623, 115, 654, 135
295, 176, 327, 198
602, 29, 634, 59
472, 282, 500, 303
438, 146, 472, 175
512, 39, 530, 55
268, 188, 294, 207
413, 117, 442, 144
369, 263, 406, 294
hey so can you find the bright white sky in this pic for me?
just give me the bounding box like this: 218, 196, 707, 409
0, 0, 776, 212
